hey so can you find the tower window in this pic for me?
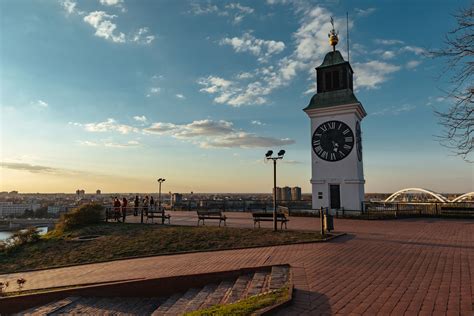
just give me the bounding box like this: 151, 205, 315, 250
325, 72, 332, 90
342, 68, 347, 89
332, 71, 340, 89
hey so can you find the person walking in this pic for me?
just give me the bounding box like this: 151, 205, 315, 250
133, 195, 139, 216
121, 197, 128, 222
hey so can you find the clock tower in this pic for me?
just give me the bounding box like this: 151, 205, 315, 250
303, 19, 366, 212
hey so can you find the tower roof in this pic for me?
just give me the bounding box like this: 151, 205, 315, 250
317, 50, 352, 71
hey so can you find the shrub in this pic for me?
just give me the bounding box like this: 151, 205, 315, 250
55, 203, 105, 232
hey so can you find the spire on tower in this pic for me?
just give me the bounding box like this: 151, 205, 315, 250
328, 17, 339, 52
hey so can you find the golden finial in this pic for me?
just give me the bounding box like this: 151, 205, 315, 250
328, 17, 339, 51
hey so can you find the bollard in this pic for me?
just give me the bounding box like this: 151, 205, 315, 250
320, 207, 325, 237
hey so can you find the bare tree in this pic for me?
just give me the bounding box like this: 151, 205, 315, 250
431, 5, 473, 162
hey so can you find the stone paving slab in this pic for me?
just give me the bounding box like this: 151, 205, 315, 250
1, 215, 473, 315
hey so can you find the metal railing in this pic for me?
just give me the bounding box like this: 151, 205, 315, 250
361, 201, 474, 218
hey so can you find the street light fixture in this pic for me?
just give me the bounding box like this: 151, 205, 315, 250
157, 178, 166, 224
265, 149, 285, 231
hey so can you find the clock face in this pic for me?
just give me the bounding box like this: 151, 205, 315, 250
312, 120, 354, 162
356, 121, 362, 161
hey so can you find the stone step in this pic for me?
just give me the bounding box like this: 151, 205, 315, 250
223, 273, 252, 304
200, 279, 235, 309
151, 292, 182, 315
52, 296, 102, 314
245, 271, 269, 298
22, 296, 79, 316
164, 287, 201, 315
181, 283, 218, 313
269, 265, 289, 290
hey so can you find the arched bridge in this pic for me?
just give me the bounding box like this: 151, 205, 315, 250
384, 188, 473, 203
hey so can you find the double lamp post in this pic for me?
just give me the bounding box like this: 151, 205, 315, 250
157, 178, 166, 224
265, 149, 285, 231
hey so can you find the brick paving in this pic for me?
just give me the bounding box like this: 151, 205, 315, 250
2, 213, 473, 315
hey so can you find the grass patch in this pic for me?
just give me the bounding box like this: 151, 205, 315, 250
185, 287, 289, 316
0, 223, 323, 273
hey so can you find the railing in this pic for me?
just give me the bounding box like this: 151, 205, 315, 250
171, 199, 312, 212
361, 201, 474, 218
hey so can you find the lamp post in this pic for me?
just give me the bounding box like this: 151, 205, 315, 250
157, 178, 166, 224
265, 150, 285, 231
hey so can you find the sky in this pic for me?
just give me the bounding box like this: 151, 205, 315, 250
0, 0, 472, 194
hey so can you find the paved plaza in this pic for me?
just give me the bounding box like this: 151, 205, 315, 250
2, 213, 473, 315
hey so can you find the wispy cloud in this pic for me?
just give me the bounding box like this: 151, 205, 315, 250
83, 11, 125, 43
220, 32, 285, 63
144, 119, 294, 149
371, 104, 416, 116
406, 60, 421, 69
133, 115, 147, 122
374, 38, 405, 45
189, 2, 254, 24
355, 7, 376, 17
32, 99, 49, 108
175, 94, 186, 100
70, 118, 138, 134
353, 61, 401, 89
251, 120, 265, 126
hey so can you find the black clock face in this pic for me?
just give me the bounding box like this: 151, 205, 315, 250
312, 120, 354, 162
356, 121, 362, 161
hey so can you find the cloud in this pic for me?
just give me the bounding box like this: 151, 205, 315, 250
61, 0, 79, 15
131, 27, 155, 44
406, 60, 421, 69
32, 100, 48, 108
72, 118, 138, 134
99, 0, 123, 5
220, 32, 285, 62
201, 133, 295, 148
78, 139, 141, 148
83, 11, 125, 43
144, 119, 295, 149
381, 50, 396, 59
353, 61, 400, 89
355, 8, 376, 17
371, 104, 416, 116
251, 120, 265, 126
0, 162, 60, 174
146, 87, 161, 97
400, 45, 425, 55
235, 72, 254, 80
175, 94, 186, 99
189, 2, 254, 24
374, 39, 405, 45
133, 115, 147, 122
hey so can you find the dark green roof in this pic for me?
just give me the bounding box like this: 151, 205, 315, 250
317, 50, 348, 69
303, 89, 360, 111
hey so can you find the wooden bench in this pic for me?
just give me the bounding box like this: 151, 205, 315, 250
252, 207, 290, 229
146, 208, 171, 224
196, 210, 227, 227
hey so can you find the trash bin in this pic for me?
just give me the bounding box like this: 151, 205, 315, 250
324, 214, 334, 232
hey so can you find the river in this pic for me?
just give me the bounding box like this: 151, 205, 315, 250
0, 227, 49, 241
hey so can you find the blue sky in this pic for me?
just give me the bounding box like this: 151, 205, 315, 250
0, 0, 472, 194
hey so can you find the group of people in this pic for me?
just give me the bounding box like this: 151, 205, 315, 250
112, 195, 159, 222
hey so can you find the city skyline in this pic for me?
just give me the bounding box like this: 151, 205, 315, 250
1, 0, 472, 194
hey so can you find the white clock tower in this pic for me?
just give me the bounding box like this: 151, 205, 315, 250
303, 21, 366, 212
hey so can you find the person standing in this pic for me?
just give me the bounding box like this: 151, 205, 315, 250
122, 197, 128, 222
143, 195, 149, 217
113, 197, 121, 222
133, 195, 139, 216
150, 196, 155, 212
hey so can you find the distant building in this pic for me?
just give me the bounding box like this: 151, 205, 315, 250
76, 189, 85, 198
273, 187, 282, 201
0, 203, 41, 217
96, 189, 101, 195
291, 187, 302, 201
280, 187, 292, 201
171, 193, 183, 206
